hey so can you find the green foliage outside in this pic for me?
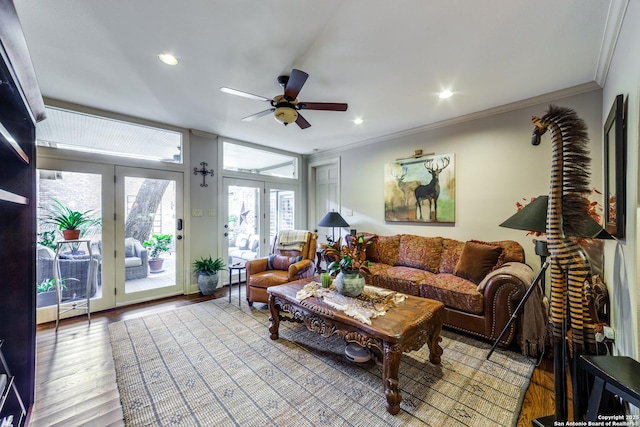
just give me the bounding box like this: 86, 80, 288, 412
143, 233, 173, 259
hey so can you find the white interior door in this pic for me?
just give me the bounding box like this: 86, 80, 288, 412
314, 162, 339, 244
114, 166, 184, 305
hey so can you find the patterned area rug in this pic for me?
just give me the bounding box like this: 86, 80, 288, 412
109, 297, 535, 426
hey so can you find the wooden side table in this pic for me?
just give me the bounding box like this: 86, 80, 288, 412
581, 355, 640, 421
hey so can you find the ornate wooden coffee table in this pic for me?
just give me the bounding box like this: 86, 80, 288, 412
267, 279, 444, 415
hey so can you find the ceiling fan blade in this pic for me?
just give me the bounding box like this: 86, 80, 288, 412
220, 87, 271, 102
295, 113, 311, 129
241, 109, 274, 121
284, 69, 309, 101
298, 102, 348, 111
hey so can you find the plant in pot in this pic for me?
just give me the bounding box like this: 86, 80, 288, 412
192, 256, 227, 295
143, 233, 173, 273
41, 198, 101, 241
36, 278, 75, 308
325, 233, 373, 297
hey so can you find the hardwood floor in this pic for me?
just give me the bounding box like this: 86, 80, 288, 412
28, 284, 555, 426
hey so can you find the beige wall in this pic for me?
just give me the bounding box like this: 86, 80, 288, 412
188, 130, 221, 292
307, 89, 603, 271
601, 0, 640, 359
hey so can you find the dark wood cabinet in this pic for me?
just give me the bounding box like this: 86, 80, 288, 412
0, 0, 46, 423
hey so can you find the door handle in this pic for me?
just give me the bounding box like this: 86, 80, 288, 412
176, 235, 183, 240
224, 232, 228, 237
177, 218, 183, 230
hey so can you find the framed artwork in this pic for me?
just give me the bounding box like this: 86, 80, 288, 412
603, 94, 625, 238
384, 153, 455, 223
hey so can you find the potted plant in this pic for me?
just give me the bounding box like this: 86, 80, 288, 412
143, 233, 173, 272
36, 278, 75, 308
192, 256, 227, 295
325, 233, 373, 297
41, 198, 101, 241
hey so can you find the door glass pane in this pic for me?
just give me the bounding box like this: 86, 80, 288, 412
227, 185, 261, 266
36, 170, 102, 308
123, 177, 176, 294
269, 188, 295, 245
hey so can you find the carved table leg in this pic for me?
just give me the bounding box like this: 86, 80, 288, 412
382, 341, 402, 415
268, 295, 280, 340
427, 320, 444, 364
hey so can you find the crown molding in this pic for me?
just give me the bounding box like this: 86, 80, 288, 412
595, 0, 629, 86
306, 82, 602, 159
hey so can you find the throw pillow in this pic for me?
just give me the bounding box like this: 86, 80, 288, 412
267, 254, 303, 270
454, 241, 504, 284
124, 238, 136, 258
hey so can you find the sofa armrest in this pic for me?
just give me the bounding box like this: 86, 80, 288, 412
480, 262, 531, 344
288, 259, 314, 281
246, 258, 268, 275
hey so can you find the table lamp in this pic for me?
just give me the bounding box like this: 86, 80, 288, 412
317, 211, 349, 244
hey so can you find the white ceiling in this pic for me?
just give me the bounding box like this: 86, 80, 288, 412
14, 0, 624, 155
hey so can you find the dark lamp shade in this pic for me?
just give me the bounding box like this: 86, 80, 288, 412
318, 211, 350, 228
499, 195, 612, 239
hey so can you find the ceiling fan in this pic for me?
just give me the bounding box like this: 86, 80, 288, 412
220, 69, 348, 129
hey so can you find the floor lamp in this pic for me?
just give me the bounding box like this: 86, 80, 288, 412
317, 211, 349, 244
493, 195, 611, 426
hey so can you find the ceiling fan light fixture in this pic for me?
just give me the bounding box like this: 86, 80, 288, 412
274, 105, 298, 125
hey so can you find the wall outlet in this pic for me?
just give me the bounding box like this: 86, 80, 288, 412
603, 326, 615, 340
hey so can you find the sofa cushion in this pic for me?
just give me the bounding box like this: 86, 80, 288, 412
419, 274, 484, 314
439, 238, 466, 274
124, 256, 142, 268
367, 234, 400, 266
360, 262, 393, 284
398, 235, 443, 273
267, 254, 302, 270
373, 266, 433, 296
454, 241, 504, 284
248, 270, 289, 289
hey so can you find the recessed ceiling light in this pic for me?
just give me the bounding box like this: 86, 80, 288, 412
158, 53, 178, 65
439, 90, 453, 99
353, 118, 364, 125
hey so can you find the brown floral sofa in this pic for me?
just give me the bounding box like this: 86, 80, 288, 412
359, 233, 532, 347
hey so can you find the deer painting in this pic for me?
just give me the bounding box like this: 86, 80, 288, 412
414, 156, 450, 220
390, 166, 421, 207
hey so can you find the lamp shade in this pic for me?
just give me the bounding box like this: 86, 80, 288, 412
499, 195, 612, 239
318, 211, 350, 228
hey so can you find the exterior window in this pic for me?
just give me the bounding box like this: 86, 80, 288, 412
223, 141, 298, 179
36, 107, 183, 163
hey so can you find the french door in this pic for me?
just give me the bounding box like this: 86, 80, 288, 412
36, 160, 184, 323
114, 166, 184, 305
222, 178, 296, 273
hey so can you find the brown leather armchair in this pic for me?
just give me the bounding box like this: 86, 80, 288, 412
245, 230, 317, 306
